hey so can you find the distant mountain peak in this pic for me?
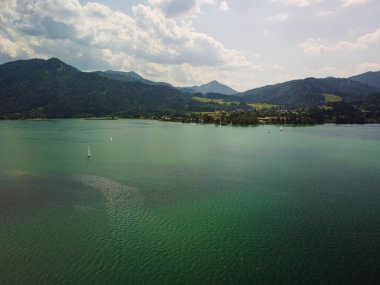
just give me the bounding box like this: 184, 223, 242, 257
43, 58, 80, 74
47, 57, 63, 63
189, 80, 237, 95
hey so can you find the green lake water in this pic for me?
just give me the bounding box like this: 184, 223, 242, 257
0, 120, 379, 284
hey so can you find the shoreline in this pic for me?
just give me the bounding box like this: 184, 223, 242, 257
0, 116, 378, 126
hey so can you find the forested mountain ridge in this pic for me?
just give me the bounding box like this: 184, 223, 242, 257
239, 77, 379, 107
0, 58, 222, 117
349, 71, 380, 89
95, 70, 174, 88
0, 58, 379, 120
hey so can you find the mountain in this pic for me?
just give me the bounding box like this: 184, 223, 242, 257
97, 71, 237, 96
186, 80, 237, 95
1, 57, 379, 118
349, 71, 380, 89
239, 77, 379, 107
101, 70, 146, 82
95, 70, 173, 88
0, 58, 225, 117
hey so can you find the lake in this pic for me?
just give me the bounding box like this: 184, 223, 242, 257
0, 120, 379, 284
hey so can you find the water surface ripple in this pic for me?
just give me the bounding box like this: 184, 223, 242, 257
0, 120, 379, 284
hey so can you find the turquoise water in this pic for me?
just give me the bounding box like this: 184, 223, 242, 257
0, 120, 379, 284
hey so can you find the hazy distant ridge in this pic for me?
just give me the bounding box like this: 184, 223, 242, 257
186, 80, 238, 95
96, 70, 237, 96
349, 71, 380, 89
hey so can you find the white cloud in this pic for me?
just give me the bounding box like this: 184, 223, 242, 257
268, 13, 289, 21
271, 0, 323, 7
317, 10, 335, 17
346, 27, 360, 39
0, 0, 252, 88
1, 0, 377, 90
290, 64, 375, 80
297, 38, 329, 53
340, 0, 369, 8
148, 0, 217, 18
307, 66, 352, 78
298, 27, 380, 53
271, 64, 284, 70
219, 1, 229, 11
148, 0, 197, 17
356, 62, 380, 73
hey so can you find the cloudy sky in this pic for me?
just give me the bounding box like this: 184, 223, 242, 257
1, 0, 380, 91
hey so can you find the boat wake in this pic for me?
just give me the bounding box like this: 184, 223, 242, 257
75, 175, 143, 223
77, 175, 139, 203
75, 175, 145, 266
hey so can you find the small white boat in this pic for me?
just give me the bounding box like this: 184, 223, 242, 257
280, 125, 283, 131
87, 146, 92, 158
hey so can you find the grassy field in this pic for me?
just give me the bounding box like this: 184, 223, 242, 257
323, 93, 342, 103
248, 103, 278, 109
192, 96, 240, 105
319, 105, 333, 110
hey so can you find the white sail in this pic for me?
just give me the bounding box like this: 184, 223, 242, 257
88, 146, 92, 157
280, 125, 283, 131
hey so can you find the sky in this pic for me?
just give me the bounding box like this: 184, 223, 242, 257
1, 0, 380, 91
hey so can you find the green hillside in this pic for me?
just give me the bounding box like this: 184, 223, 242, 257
0, 58, 231, 118
350, 71, 380, 89
0, 58, 379, 122
239, 77, 379, 107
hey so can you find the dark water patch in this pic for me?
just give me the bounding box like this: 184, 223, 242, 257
0, 172, 116, 284
0, 170, 102, 213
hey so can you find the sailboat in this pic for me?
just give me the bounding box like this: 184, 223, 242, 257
280, 125, 283, 131
87, 146, 92, 158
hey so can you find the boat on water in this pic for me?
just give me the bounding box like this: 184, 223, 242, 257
280, 125, 283, 131
88, 146, 92, 158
